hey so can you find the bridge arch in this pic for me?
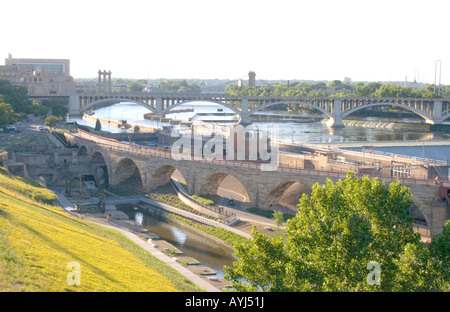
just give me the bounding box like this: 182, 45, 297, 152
111, 158, 145, 194
198, 172, 251, 204
342, 103, 434, 123
78, 145, 88, 156
262, 180, 311, 212
90, 151, 110, 188
160, 100, 241, 116
249, 101, 333, 118
80, 98, 155, 114
147, 165, 189, 192
441, 112, 450, 122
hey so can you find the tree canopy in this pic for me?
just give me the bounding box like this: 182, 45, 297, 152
225, 172, 449, 292
0, 79, 56, 121
44, 116, 58, 128
157, 80, 201, 93
225, 80, 442, 99
0, 101, 19, 127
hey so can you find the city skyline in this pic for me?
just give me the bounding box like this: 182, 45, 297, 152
1, 0, 449, 84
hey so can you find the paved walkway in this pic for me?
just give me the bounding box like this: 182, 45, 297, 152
55, 193, 220, 292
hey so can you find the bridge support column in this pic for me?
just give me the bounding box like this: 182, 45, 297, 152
327, 116, 344, 128
238, 98, 252, 125
155, 98, 163, 116
432, 101, 444, 124
327, 100, 344, 128
69, 95, 81, 117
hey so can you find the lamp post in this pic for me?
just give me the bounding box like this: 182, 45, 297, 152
414, 69, 420, 89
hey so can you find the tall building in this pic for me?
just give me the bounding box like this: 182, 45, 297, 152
248, 71, 256, 88
0, 54, 76, 96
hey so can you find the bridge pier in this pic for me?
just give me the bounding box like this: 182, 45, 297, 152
326, 99, 344, 128
326, 116, 345, 128
432, 101, 444, 125
155, 98, 164, 115
69, 95, 82, 116
238, 98, 252, 125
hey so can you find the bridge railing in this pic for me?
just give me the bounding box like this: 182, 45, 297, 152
170, 178, 238, 225
359, 148, 448, 166
68, 130, 446, 185
140, 197, 225, 228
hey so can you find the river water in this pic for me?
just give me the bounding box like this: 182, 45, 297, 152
122, 210, 236, 278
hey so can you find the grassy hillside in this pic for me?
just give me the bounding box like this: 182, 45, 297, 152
0, 168, 202, 292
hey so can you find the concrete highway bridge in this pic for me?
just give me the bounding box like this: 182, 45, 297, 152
65, 129, 448, 237
67, 93, 450, 127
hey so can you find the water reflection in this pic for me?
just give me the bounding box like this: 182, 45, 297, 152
135, 211, 143, 226
126, 209, 236, 278
171, 226, 187, 245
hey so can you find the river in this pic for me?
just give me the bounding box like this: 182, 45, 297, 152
122, 209, 236, 279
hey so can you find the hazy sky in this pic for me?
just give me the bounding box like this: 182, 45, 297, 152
2, 0, 449, 84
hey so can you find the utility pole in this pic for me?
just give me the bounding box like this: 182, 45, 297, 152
434, 60, 442, 96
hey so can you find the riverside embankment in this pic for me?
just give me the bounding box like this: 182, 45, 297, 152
343, 119, 450, 133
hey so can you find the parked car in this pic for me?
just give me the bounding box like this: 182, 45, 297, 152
6, 125, 16, 132
39, 126, 49, 132
228, 199, 235, 205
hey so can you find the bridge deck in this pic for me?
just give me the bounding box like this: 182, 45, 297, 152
68, 130, 444, 185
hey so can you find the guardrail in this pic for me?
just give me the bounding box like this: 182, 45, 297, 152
140, 197, 224, 228
359, 148, 448, 166
170, 179, 238, 225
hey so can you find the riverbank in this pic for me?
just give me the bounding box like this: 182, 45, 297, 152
82, 114, 161, 133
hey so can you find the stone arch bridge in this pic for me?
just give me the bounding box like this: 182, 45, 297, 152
65, 130, 447, 237
68, 93, 450, 127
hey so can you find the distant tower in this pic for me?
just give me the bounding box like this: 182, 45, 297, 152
248, 71, 256, 88
97, 70, 112, 93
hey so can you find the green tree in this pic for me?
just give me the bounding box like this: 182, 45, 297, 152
428, 220, 450, 288
0, 102, 19, 127
128, 81, 143, 92
273, 211, 284, 229
45, 116, 59, 128
42, 98, 69, 119
225, 171, 448, 292
356, 82, 381, 97
95, 118, 102, 131
30, 100, 49, 116
0, 80, 30, 113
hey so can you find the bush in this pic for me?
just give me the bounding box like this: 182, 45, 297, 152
192, 195, 214, 206
45, 116, 58, 128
